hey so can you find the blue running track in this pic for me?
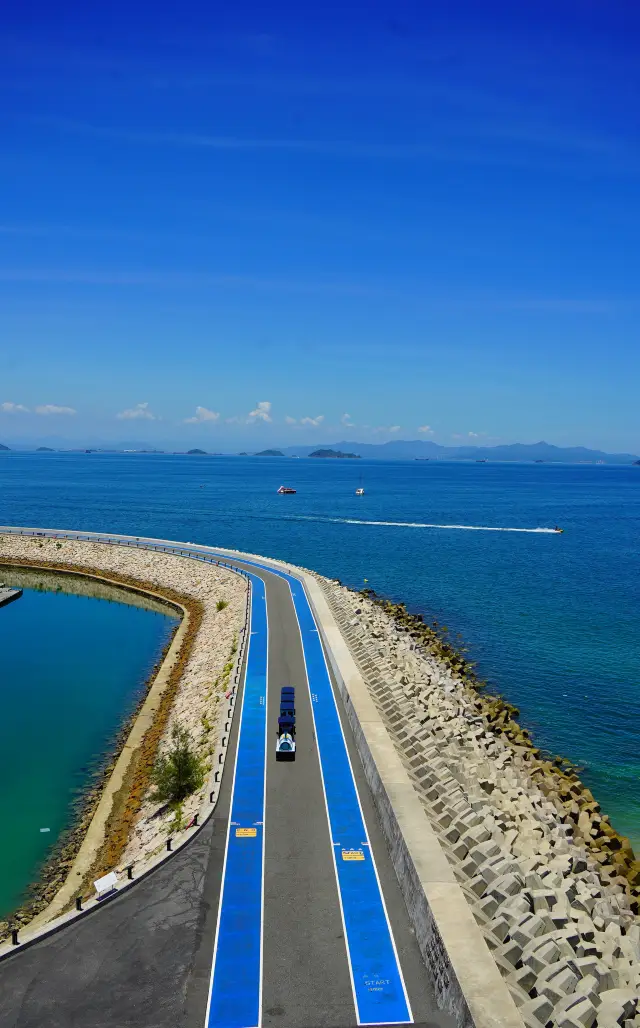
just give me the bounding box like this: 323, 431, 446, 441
289, 577, 412, 1026
205, 572, 268, 1028
203, 549, 412, 1026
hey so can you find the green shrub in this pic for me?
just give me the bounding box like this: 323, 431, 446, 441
216, 599, 228, 612
150, 724, 207, 804
168, 801, 185, 834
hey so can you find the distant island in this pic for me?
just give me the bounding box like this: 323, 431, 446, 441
4, 438, 638, 463
309, 448, 361, 459
279, 440, 639, 463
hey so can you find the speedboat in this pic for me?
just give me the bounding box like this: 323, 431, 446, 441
355, 487, 364, 496
277, 486, 296, 494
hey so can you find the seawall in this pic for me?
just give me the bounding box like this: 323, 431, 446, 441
309, 574, 640, 1028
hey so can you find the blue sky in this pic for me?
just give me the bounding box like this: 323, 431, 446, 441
1, 1, 639, 450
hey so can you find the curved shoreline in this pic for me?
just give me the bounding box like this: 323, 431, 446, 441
0, 541, 246, 934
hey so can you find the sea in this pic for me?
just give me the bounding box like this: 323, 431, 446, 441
0, 451, 638, 875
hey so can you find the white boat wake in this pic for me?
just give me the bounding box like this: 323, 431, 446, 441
330, 518, 559, 533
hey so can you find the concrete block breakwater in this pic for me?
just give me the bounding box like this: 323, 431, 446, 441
315, 577, 640, 1028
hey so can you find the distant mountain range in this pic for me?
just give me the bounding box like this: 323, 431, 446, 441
281, 440, 640, 463
1, 438, 638, 463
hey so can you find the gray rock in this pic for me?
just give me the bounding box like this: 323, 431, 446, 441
597, 988, 639, 1024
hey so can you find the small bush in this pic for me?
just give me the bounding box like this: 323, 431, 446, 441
150, 724, 207, 804
216, 599, 228, 612
168, 802, 185, 834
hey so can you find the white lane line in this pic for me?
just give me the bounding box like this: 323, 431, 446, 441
287, 585, 360, 1024
203, 582, 255, 1028
287, 579, 414, 1026
258, 587, 270, 1028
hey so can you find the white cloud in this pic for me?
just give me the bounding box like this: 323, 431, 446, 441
341, 413, 354, 426
285, 415, 297, 425
468, 431, 479, 438
1, 401, 29, 413
418, 424, 433, 434
184, 406, 220, 424
117, 401, 157, 421
300, 414, 324, 427
372, 424, 401, 434
35, 404, 76, 416
247, 400, 272, 423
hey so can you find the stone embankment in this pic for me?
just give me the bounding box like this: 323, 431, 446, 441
0, 534, 246, 932
316, 577, 640, 1028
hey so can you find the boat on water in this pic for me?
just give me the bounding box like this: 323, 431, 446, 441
355, 487, 365, 496
554, 526, 564, 534
277, 485, 296, 494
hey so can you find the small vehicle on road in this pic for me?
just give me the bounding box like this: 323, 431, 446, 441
276, 687, 296, 759
276, 732, 296, 761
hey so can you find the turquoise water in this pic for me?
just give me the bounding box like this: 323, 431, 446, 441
0, 452, 638, 850
0, 569, 177, 918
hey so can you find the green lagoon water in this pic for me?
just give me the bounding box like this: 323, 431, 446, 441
0, 569, 177, 919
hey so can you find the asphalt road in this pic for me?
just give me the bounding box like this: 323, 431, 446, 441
0, 550, 453, 1028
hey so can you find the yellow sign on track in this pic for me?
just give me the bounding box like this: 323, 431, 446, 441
236, 828, 257, 838
341, 848, 365, 861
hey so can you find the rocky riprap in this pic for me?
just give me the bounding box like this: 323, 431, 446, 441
317, 576, 640, 1028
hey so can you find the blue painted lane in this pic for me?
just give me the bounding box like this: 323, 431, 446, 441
197, 547, 412, 1026
289, 580, 412, 1026
206, 573, 268, 1028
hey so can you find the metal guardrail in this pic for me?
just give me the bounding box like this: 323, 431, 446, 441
0, 527, 252, 953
